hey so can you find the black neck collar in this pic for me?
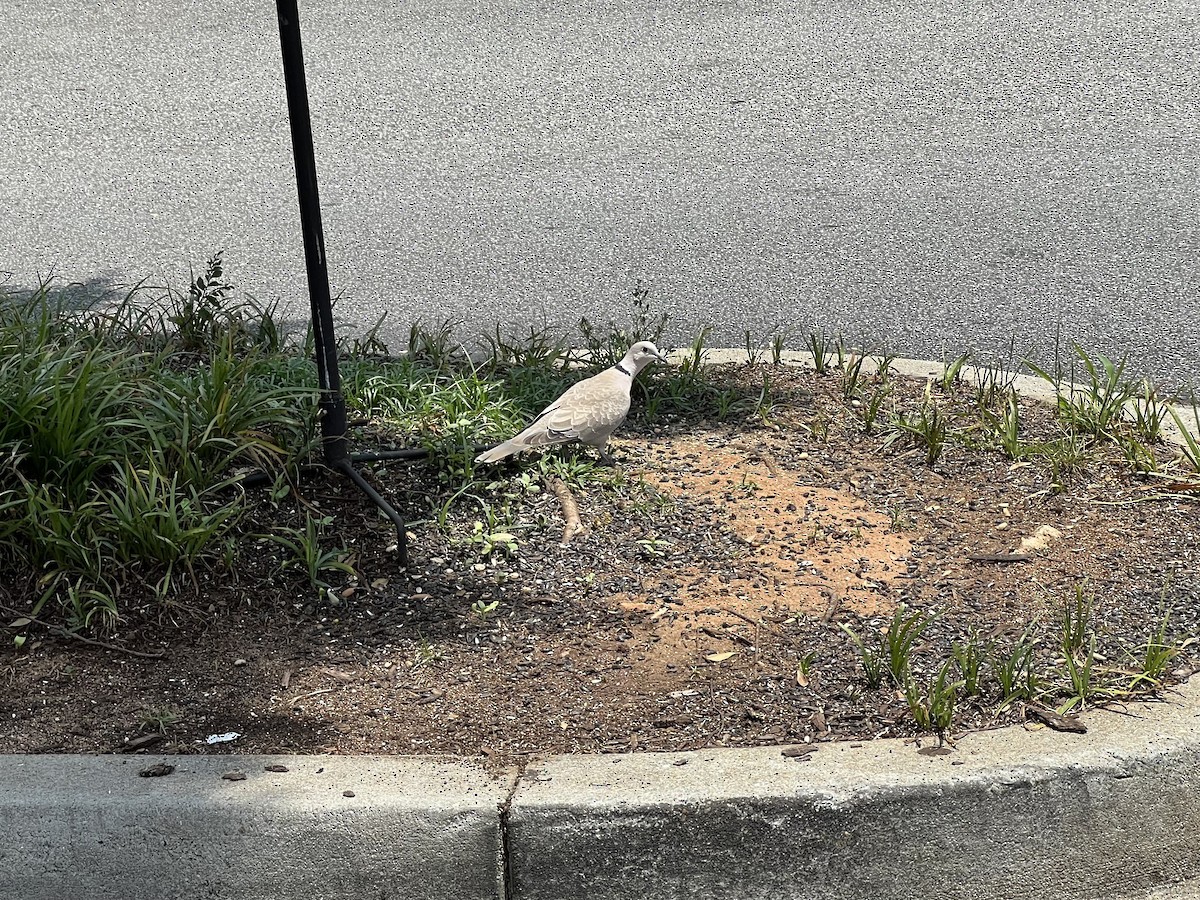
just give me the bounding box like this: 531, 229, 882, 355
614, 361, 632, 375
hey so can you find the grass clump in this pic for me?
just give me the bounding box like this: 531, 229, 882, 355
2, 260, 774, 634
0, 262, 318, 629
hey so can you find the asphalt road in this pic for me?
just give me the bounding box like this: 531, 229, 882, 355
2, 0, 1197, 388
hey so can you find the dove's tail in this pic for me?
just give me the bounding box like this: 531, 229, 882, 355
475, 419, 567, 464
474, 440, 524, 464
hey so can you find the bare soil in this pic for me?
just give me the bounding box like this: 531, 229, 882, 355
3, 366, 1198, 765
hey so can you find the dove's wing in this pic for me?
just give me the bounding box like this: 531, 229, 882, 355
474, 367, 634, 463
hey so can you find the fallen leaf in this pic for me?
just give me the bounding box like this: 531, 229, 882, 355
781, 746, 817, 759
796, 666, 809, 687
7, 617, 31, 629
1026, 705, 1087, 734
705, 651, 738, 663
138, 763, 175, 778
264, 764, 289, 773
221, 771, 247, 782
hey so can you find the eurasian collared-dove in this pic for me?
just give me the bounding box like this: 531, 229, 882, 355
475, 341, 667, 465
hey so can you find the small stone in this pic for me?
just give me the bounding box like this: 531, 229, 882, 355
343, 790, 356, 798
233, 659, 248, 667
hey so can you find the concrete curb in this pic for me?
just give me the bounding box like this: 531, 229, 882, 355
0, 754, 511, 900
678, 347, 1200, 448
3, 681, 1198, 899
4, 351, 1197, 900
509, 677, 1200, 900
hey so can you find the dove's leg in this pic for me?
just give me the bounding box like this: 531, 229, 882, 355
596, 445, 617, 467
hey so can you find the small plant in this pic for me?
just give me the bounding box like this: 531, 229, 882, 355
265, 515, 356, 594
939, 351, 971, 393
860, 382, 892, 435
742, 329, 756, 364
1026, 431, 1094, 489
840, 350, 868, 403
840, 622, 885, 689
904, 660, 962, 746
636, 535, 672, 558
951, 631, 987, 697
841, 604, 936, 688
61, 579, 121, 633
874, 350, 897, 380
771, 332, 786, 366
469, 521, 518, 557
1128, 378, 1170, 444
1030, 346, 1135, 440
996, 390, 1023, 459
483, 320, 569, 371
1169, 397, 1200, 472
881, 604, 937, 685
167, 251, 235, 352
840, 353, 867, 402
470, 598, 501, 622
407, 318, 465, 371
807, 330, 834, 375
139, 707, 182, 734
797, 650, 817, 683
410, 637, 443, 670
1059, 583, 1093, 657
807, 413, 831, 442
1059, 633, 1102, 714
1115, 432, 1158, 474
971, 357, 1018, 412
1127, 609, 1186, 692
994, 627, 1042, 708
577, 280, 670, 369
886, 387, 948, 466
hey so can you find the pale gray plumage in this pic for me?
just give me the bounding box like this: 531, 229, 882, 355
475, 341, 667, 464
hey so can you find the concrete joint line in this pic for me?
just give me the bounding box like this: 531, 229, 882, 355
497, 763, 529, 900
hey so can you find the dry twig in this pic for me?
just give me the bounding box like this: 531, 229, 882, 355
545, 475, 586, 544
0, 603, 166, 660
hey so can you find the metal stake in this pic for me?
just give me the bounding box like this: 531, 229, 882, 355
275, 0, 420, 566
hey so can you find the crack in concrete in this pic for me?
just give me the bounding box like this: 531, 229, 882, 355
497, 761, 531, 900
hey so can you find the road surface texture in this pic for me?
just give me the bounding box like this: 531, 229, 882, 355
2, 0, 1197, 388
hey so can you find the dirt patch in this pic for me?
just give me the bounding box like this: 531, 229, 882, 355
2, 367, 1198, 763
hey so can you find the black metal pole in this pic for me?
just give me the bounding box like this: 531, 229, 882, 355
275, 0, 347, 464
274, 0, 412, 565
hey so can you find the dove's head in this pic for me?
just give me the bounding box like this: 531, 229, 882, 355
621, 341, 668, 375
